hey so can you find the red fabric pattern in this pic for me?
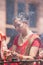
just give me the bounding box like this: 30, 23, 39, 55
4, 34, 40, 65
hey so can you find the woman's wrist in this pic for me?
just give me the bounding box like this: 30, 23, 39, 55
15, 53, 23, 59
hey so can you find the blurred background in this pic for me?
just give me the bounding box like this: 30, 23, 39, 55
0, 0, 43, 46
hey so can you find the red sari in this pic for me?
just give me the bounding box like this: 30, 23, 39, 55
4, 34, 40, 65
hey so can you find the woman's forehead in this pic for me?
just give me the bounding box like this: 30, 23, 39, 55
13, 16, 29, 25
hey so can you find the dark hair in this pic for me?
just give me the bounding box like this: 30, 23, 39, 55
13, 13, 29, 25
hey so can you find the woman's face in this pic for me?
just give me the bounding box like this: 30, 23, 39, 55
14, 19, 26, 34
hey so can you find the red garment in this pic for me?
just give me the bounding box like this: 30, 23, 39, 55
9, 34, 40, 65
0, 32, 6, 55
0, 32, 6, 65
4, 34, 40, 65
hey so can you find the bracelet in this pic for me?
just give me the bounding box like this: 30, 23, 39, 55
19, 55, 23, 59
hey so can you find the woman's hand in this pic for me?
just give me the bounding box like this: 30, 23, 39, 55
4, 50, 11, 56
39, 51, 43, 58
3, 50, 13, 61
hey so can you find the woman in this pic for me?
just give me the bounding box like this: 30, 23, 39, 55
0, 32, 12, 65
3, 16, 41, 65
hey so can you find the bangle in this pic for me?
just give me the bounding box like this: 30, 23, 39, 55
19, 55, 23, 59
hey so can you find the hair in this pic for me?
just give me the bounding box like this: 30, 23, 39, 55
13, 13, 29, 26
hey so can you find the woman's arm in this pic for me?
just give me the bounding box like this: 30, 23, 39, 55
29, 39, 40, 58
12, 39, 40, 60
1, 39, 11, 60
12, 51, 34, 60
